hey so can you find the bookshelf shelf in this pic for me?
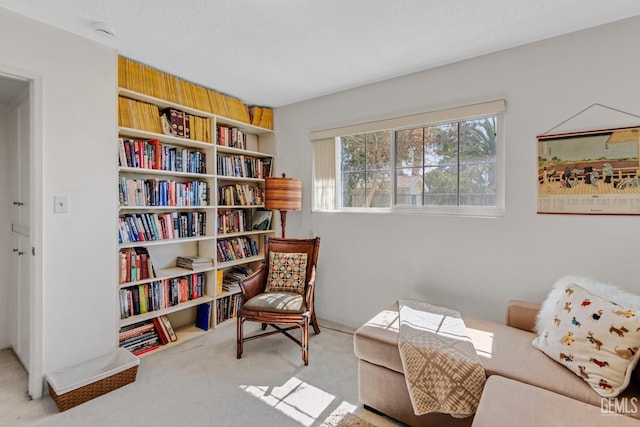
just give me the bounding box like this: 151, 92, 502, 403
119, 205, 217, 212
217, 255, 265, 269
119, 235, 216, 249
216, 176, 265, 183
215, 290, 242, 300
118, 126, 215, 150
119, 265, 217, 289
119, 166, 216, 179
119, 295, 215, 328
217, 230, 274, 239
117, 56, 276, 356
216, 145, 274, 158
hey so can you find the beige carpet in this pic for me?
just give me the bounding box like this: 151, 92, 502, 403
321, 409, 401, 427
1, 320, 404, 427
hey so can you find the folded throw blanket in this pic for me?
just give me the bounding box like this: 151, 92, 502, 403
397, 299, 486, 418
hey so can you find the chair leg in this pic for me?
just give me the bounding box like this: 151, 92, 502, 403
311, 311, 321, 334
302, 317, 309, 366
261, 322, 268, 330
237, 316, 243, 359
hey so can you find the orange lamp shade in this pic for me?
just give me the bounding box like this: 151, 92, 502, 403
264, 175, 302, 211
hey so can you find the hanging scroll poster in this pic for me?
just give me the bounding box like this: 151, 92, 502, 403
537, 126, 640, 214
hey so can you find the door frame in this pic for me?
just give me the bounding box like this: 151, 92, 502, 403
0, 63, 43, 399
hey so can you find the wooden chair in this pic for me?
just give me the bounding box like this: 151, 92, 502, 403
236, 236, 321, 365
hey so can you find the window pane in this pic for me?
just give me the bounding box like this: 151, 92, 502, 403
459, 118, 496, 163
366, 171, 391, 207
459, 117, 497, 207
396, 128, 423, 168
366, 131, 391, 171
459, 162, 496, 206
423, 166, 458, 206
341, 171, 365, 207
424, 123, 458, 167
338, 131, 391, 208
396, 168, 423, 206
340, 135, 365, 172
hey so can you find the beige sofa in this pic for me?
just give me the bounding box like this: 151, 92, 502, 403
353, 300, 640, 426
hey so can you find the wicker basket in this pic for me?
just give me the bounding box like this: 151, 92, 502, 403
46, 348, 139, 412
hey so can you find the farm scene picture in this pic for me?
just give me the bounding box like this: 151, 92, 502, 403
537, 126, 640, 214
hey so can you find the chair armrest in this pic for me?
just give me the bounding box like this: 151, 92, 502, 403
239, 264, 267, 304
304, 266, 317, 311
506, 299, 541, 333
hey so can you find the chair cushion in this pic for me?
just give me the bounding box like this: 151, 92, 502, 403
243, 292, 307, 314
265, 252, 308, 294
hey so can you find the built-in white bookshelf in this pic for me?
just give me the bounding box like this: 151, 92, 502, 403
116, 60, 276, 356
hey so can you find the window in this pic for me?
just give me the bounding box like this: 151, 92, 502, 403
339, 131, 391, 208
312, 100, 505, 217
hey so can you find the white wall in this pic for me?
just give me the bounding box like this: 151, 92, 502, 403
0, 8, 118, 389
276, 16, 640, 328
0, 103, 9, 348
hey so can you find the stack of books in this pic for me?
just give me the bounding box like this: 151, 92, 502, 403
176, 256, 214, 270
223, 266, 253, 293
119, 321, 160, 356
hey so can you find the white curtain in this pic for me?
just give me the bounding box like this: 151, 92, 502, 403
312, 138, 336, 210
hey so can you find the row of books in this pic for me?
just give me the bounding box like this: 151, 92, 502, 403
119, 247, 156, 284
119, 56, 273, 128
176, 256, 214, 270
248, 106, 274, 130
118, 211, 207, 244
217, 125, 246, 149
119, 272, 206, 319
118, 138, 207, 174
216, 294, 241, 325
216, 209, 272, 234
217, 183, 264, 206
217, 209, 253, 234
160, 107, 212, 143
217, 237, 259, 262
216, 154, 267, 179
118, 96, 163, 134
119, 177, 209, 207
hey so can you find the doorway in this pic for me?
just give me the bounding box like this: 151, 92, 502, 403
0, 69, 43, 399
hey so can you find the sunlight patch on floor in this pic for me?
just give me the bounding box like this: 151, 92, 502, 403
240, 376, 336, 426
318, 400, 359, 426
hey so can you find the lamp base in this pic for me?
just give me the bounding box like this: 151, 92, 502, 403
280, 211, 288, 238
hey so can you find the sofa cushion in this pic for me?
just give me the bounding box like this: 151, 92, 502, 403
472, 375, 640, 427
264, 252, 308, 294
353, 304, 403, 373
532, 284, 640, 397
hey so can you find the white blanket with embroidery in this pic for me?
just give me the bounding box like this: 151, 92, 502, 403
397, 299, 486, 418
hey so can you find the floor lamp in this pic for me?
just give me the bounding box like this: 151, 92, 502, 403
264, 173, 302, 238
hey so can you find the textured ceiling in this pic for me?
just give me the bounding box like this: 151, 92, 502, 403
0, 1, 639, 107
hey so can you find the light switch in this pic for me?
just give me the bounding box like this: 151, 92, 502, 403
54, 195, 68, 213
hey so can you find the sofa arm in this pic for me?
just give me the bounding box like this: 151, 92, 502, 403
506, 300, 541, 333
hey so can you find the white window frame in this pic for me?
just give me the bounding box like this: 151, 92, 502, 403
311, 100, 506, 218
